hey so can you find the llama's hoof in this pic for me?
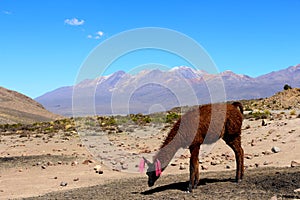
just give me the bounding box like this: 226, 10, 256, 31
235, 179, 242, 183
184, 190, 190, 193
186, 187, 193, 193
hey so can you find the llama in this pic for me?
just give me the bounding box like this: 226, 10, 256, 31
140, 102, 244, 192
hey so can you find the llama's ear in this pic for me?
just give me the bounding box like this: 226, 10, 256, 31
155, 159, 162, 176
139, 158, 145, 173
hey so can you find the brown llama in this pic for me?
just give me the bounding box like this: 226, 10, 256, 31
140, 102, 244, 192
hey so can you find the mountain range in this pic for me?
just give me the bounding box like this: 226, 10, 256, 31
35, 64, 300, 116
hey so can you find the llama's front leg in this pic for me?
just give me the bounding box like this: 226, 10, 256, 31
188, 145, 200, 192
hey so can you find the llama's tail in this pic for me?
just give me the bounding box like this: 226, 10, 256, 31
232, 102, 243, 114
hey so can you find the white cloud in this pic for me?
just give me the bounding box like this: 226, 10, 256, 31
87, 31, 104, 40
2, 10, 12, 15
64, 18, 85, 26
97, 31, 104, 37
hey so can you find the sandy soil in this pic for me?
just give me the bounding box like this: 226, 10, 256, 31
24, 167, 300, 200
1, 113, 300, 199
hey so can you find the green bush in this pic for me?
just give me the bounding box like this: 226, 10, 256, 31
166, 112, 180, 123
290, 110, 296, 115
246, 110, 270, 120
284, 84, 292, 90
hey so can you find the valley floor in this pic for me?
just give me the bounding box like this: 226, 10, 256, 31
0, 113, 300, 199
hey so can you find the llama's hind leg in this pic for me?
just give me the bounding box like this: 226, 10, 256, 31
188, 144, 200, 192
224, 135, 244, 182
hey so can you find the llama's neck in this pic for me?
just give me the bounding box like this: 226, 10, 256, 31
153, 120, 184, 171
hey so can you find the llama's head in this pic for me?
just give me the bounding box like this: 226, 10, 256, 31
139, 157, 162, 187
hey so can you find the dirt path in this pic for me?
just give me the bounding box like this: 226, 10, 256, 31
23, 167, 300, 200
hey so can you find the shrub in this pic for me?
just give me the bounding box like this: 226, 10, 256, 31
129, 114, 151, 125
246, 110, 270, 120
284, 84, 292, 90
290, 110, 296, 115
166, 112, 180, 123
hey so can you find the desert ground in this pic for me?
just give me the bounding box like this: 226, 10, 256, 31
1, 110, 300, 199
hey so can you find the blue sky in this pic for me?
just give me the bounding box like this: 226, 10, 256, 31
1, 0, 300, 98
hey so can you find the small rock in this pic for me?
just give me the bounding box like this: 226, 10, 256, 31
41, 165, 47, 169
82, 159, 95, 165
98, 170, 104, 174
71, 161, 78, 166
294, 188, 300, 193
94, 165, 102, 172
170, 163, 177, 166
270, 195, 277, 200
54, 176, 58, 179
262, 150, 272, 155
18, 169, 23, 172
179, 163, 186, 170
0, 189, 4, 192
60, 182, 68, 187
36, 162, 42, 166
211, 160, 221, 166
291, 160, 300, 167
245, 155, 252, 160
47, 161, 54, 166
201, 165, 209, 170
271, 146, 281, 153
255, 163, 260, 168
225, 165, 231, 169
121, 164, 128, 170
73, 177, 79, 181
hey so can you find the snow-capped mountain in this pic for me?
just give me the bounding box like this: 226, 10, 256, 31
35, 64, 300, 116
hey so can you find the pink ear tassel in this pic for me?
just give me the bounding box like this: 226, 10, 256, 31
139, 158, 145, 173
155, 159, 162, 176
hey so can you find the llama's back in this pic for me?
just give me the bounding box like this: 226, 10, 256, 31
185, 103, 243, 145
161, 103, 243, 148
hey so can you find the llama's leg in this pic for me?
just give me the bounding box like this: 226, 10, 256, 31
188, 144, 200, 192
224, 135, 244, 182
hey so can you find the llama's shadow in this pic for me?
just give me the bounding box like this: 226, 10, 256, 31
140, 177, 234, 195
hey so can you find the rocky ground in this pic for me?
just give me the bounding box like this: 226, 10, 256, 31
242, 88, 300, 111
24, 167, 300, 200
1, 110, 300, 199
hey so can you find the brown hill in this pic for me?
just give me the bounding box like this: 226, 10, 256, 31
0, 87, 61, 124
243, 88, 300, 111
